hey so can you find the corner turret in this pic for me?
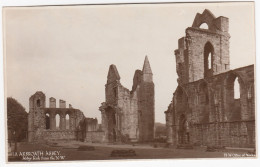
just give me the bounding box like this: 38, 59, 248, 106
142, 56, 153, 82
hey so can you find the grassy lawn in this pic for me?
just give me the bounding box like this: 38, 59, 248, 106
8, 141, 255, 162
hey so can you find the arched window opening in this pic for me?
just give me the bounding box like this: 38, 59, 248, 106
208, 53, 212, 69
37, 99, 40, 107
226, 74, 242, 121
178, 115, 190, 144
234, 77, 240, 99
204, 42, 214, 77
248, 85, 253, 99
194, 94, 198, 105
184, 120, 189, 131
55, 114, 60, 129
65, 114, 70, 130
45, 113, 50, 129
214, 92, 219, 105
200, 23, 209, 29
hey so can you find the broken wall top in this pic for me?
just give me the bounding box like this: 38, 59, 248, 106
191, 9, 229, 33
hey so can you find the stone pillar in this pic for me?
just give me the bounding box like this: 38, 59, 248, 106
69, 115, 75, 130
50, 113, 56, 130
167, 125, 173, 144
115, 107, 122, 131
74, 117, 77, 129
240, 86, 249, 121
101, 110, 106, 131
49, 97, 56, 108
60, 114, 66, 130
59, 100, 66, 108
101, 110, 109, 142
172, 125, 178, 146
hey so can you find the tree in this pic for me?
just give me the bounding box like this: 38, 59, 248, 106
7, 97, 28, 142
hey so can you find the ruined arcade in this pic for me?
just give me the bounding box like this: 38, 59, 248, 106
28, 91, 86, 142
165, 9, 255, 148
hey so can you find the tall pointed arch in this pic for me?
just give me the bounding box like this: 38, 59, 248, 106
204, 42, 214, 77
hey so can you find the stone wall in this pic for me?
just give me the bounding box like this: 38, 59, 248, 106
85, 118, 98, 131
165, 9, 255, 148
117, 84, 139, 140
85, 131, 105, 143
42, 130, 76, 140
165, 64, 255, 148
191, 120, 255, 147
99, 56, 155, 143
175, 9, 230, 84
28, 91, 86, 142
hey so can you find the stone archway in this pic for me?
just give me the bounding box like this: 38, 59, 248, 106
178, 114, 190, 144
45, 113, 50, 130
225, 72, 245, 121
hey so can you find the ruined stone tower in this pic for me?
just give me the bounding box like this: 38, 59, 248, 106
99, 56, 155, 142
28, 91, 46, 142
138, 56, 155, 142
175, 9, 230, 84
165, 9, 255, 148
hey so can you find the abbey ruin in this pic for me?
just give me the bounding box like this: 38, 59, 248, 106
27, 9, 254, 149
28, 91, 99, 142
99, 56, 155, 142
165, 9, 255, 148
28, 57, 155, 143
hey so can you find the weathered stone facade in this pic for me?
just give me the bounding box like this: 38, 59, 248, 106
28, 91, 86, 142
77, 117, 105, 142
99, 56, 155, 143
85, 118, 98, 132
165, 9, 255, 148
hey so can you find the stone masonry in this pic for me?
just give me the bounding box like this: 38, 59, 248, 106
165, 9, 255, 148
99, 56, 155, 143
28, 91, 88, 142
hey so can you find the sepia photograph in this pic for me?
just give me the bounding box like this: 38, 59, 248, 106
2, 1, 256, 163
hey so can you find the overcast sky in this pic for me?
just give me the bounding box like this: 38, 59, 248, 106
4, 2, 255, 123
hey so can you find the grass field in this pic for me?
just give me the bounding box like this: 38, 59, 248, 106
7, 141, 256, 162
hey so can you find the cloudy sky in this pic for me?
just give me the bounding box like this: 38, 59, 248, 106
4, 2, 255, 123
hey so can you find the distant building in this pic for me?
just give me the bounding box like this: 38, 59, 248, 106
28, 91, 97, 142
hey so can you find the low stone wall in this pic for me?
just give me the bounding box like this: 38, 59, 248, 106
85, 131, 105, 143
191, 120, 255, 148
41, 130, 77, 140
